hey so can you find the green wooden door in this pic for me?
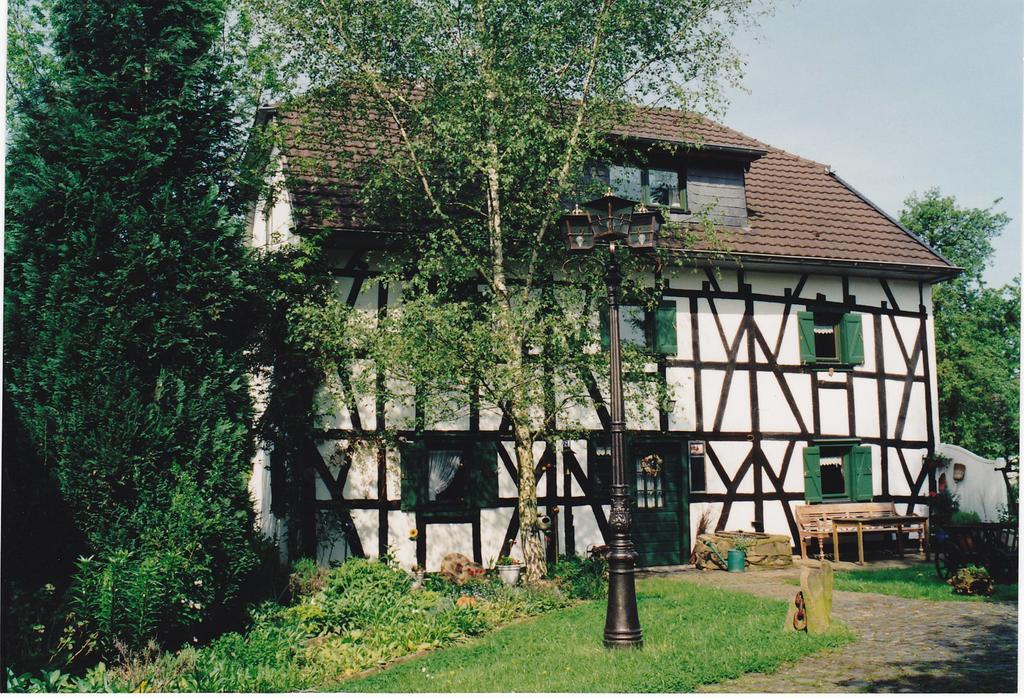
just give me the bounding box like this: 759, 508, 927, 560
629, 440, 688, 568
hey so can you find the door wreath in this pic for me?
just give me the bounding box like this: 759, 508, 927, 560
639, 453, 663, 478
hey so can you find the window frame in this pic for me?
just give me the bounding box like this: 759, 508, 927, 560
587, 161, 690, 213
588, 435, 613, 499
399, 438, 498, 515
688, 440, 707, 494
817, 445, 852, 501
599, 299, 678, 357
798, 309, 865, 369
802, 440, 873, 504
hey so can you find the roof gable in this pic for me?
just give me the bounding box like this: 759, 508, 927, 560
268, 102, 956, 275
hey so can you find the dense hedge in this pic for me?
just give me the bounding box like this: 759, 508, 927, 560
4, 0, 263, 666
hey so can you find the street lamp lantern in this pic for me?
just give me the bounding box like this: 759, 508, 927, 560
582, 190, 638, 239
558, 189, 667, 651
627, 204, 663, 250
563, 204, 595, 252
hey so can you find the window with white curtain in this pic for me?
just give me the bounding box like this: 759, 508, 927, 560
428, 449, 467, 503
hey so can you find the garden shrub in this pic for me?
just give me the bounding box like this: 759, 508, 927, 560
548, 555, 609, 599
9, 558, 583, 692
288, 558, 329, 599
928, 489, 960, 526
949, 510, 982, 524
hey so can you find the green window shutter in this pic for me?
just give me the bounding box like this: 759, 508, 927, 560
850, 446, 873, 502
839, 313, 865, 365
654, 302, 678, 355
797, 311, 816, 364
803, 446, 822, 503
470, 442, 498, 508
399, 442, 427, 512
599, 306, 610, 352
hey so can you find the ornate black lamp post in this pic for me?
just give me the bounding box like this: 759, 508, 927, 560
560, 190, 663, 649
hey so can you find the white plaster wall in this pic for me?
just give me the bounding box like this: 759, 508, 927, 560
689, 502, 723, 546
571, 507, 605, 556
386, 511, 418, 569
935, 444, 1009, 521
745, 271, 800, 298
384, 378, 416, 431
567, 440, 586, 497
343, 448, 378, 500
720, 500, 756, 532
761, 500, 793, 538
757, 372, 803, 433
698, 298, 747, 362
848, 276, 888, 308
888, 279, 921, 311
249, 152, 294, 249
802, 274, 844, 303
818, 384, 850, 437
350, 510, 379, 558
425, 524, 474, 570
706, 441, 750, 493
481, 507, 515, 563
923, 285, 942, 442
665, 268, 707, 291
665, 367, 696, 431
852, 378, 880, 438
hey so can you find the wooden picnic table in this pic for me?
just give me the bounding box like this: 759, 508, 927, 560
831, 514, 929, 565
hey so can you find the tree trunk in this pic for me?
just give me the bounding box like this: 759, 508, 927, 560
514, 426, 547, 581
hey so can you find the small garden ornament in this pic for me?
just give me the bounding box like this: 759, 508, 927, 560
439, 553, 485, 584
785, 561, 833, 635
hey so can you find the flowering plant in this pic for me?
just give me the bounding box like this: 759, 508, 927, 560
496, 555, 520, 567
408, 527, 419, 541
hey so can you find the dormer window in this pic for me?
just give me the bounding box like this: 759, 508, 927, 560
587, 163, 687, 211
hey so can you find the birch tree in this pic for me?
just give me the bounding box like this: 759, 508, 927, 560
251, 0, 760, 580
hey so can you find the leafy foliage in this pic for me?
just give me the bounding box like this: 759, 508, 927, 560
900, 189, 1019, 459
547, 556, 609, 600
948, 510, 981, 524
927, 489, 960, 527
4, 0, 266, 663
948, 565, 996, 596
7, 557, 587, 692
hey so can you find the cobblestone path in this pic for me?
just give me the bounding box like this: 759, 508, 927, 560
642, 562, 1018, 693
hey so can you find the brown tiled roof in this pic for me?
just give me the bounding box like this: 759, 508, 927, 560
272, 104, 955, 273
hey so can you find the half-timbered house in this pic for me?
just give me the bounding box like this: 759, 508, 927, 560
248, 105, 960, 570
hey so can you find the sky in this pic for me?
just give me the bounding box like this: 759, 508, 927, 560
720, 0, 1022, 286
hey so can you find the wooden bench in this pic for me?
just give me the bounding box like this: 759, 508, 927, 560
795, 502, 929, 564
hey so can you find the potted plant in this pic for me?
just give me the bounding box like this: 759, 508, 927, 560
495, 556, 522, 586
727, 537, 753, 573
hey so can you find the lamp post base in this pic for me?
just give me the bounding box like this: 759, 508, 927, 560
603, 522, 643, 649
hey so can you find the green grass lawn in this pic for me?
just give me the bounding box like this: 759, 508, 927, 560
789, 564, 1018, 603
336, 577, 853, 693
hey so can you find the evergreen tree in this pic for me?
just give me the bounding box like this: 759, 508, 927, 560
5, 0, 262, 657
